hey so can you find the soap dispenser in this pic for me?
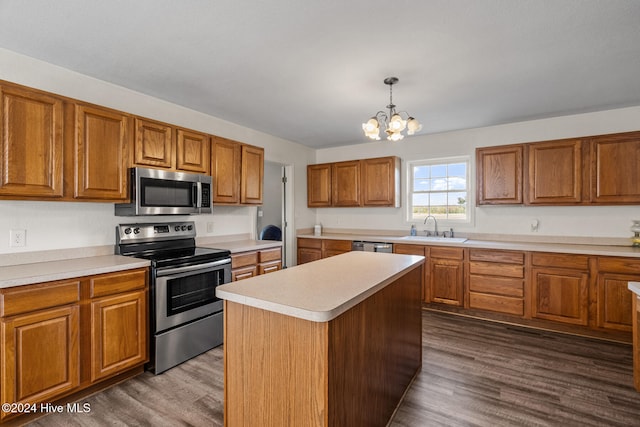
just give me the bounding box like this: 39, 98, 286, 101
410, 224, 417, 236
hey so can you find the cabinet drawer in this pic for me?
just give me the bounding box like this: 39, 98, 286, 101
90, 269, 147, 298
469, 275, 524, 297
232, 266, 257, 281
469, 261, 524, 278
0, 280, 81, 317
469, 249, 523, 264
231, 251, 258, 268
532, 252, 589, 270
259, 261, 282, 275
597, 257, 640, 274
394, 244, 426, 256
323, 239, 352, 251
469, 292, 524, 316
297, 238, 322, 249
429, 246, 464, 260
259, 247, 281, 263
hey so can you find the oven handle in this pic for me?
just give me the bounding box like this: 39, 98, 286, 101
155, 258, 231, 276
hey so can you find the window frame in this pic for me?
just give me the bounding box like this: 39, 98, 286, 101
405, 156, 472, 225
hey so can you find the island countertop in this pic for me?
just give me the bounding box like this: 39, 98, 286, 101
216, 251, 424, 322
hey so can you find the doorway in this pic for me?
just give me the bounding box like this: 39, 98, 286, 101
257, 161, 292, 268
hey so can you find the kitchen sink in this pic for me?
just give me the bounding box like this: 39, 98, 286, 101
399, 236, 468, 243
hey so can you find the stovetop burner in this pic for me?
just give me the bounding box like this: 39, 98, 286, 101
115, 221, 230, 268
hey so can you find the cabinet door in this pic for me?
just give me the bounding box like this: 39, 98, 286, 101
0, 84, 64, 198
527, 139, 583, 204
90, 290, 147, 382
212, 137, 241, 204
430, 259, 464, 306
532, 267, 588, 325
72, 104, 130, 200
476, 145, 523, 205
176, 128, 210, 174
597, 273, 633, 331
590, 132, 640, 203
240, 144, 264, 204
307, 163, 332, 207
297, 248, 322, 265
361, 156, 400, 207
332, 160, 361, 207
133, 118, 173, 169
1, 305, 79, 416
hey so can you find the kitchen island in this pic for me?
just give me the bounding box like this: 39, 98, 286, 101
216, 251, 425, 426
630, 282, 640, 392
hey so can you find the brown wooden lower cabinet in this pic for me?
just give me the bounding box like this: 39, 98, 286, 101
231, 246, 282, 281
633, 293, 640, 391
296, 237, 351, 265
429, 247, 464, 307
0, 268, 148, 424
532, 266, 589, 325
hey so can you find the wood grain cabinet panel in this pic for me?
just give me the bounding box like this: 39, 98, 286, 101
590, 132, 640, 203
133, 118, 173, 169
240, 144, 264, 205
211, 136, 241, 204
332, 160, 361, 207
596, 273, 634, 332
526, 139, 583, 204
476, 144, 523, 205
297, 248, 323, 265
1, 305, 80, 420
307, 163, 332, 207
176, 128, 210, 174
430, 258, 464, 306
532, 267, 589, 326
71, 104, 130, 201
361, 156, 400, 207
0, 84, 64, 198
90, 290, 147, 382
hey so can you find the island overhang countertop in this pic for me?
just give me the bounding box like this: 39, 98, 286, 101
216, 251, 425, 322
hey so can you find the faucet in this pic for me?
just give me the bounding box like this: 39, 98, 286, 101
423, 215, 438, 236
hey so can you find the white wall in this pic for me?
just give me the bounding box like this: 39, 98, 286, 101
315, 106, 640, 239
0, 48, 316, 255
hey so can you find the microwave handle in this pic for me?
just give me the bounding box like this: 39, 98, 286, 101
195, 182, 202, 208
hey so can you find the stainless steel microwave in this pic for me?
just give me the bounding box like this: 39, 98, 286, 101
115, 168, 212, 216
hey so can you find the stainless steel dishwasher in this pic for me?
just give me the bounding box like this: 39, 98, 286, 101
351, 240, 394, 253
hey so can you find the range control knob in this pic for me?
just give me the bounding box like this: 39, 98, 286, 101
175, 225, 181, 232
133, 227, 140, 234
124, 228, 132, 235
181, 225, 187, 231
187, 225, 193, 231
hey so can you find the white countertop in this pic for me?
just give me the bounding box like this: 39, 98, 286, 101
216, 251, 424, 322
0, 255, 150, 289
298, 234, 640, 258
629, 282, 640, 296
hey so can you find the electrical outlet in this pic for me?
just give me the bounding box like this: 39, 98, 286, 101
206, 222, 214, 233
10, 229, 26, 247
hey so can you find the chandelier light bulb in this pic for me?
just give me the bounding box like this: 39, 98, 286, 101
362, 77, 420, 142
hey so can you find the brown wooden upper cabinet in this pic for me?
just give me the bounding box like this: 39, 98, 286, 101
361, 156, 400, 207
211, 136, 263, 205
307, 163, 332, 207
476, 144, 523, 205
332, 160, 361, 207
526, 138, 583, 204
307, 156, 400, 208
589, 131, 640, 204
69, 103, 130, 201
0, 83, 64, 198
133, 118, 210, 174
478, 130, 640, 206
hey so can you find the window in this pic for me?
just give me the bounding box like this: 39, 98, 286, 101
407, 157, 470, 222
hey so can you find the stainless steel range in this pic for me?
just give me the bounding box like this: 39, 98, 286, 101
116, 221, 231, 374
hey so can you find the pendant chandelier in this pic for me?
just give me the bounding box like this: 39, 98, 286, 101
362, 77, 422, 141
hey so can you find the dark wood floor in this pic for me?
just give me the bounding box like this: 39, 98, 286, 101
28, 310, 640, 427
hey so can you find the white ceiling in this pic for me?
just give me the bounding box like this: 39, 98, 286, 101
1, 0, 640, 149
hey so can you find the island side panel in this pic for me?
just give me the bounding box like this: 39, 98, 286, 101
634, 295, 640, 392
328, 264, 423, 426
223, 300, 329, 426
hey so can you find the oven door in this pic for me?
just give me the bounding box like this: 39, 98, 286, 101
154, 258, 231, 333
